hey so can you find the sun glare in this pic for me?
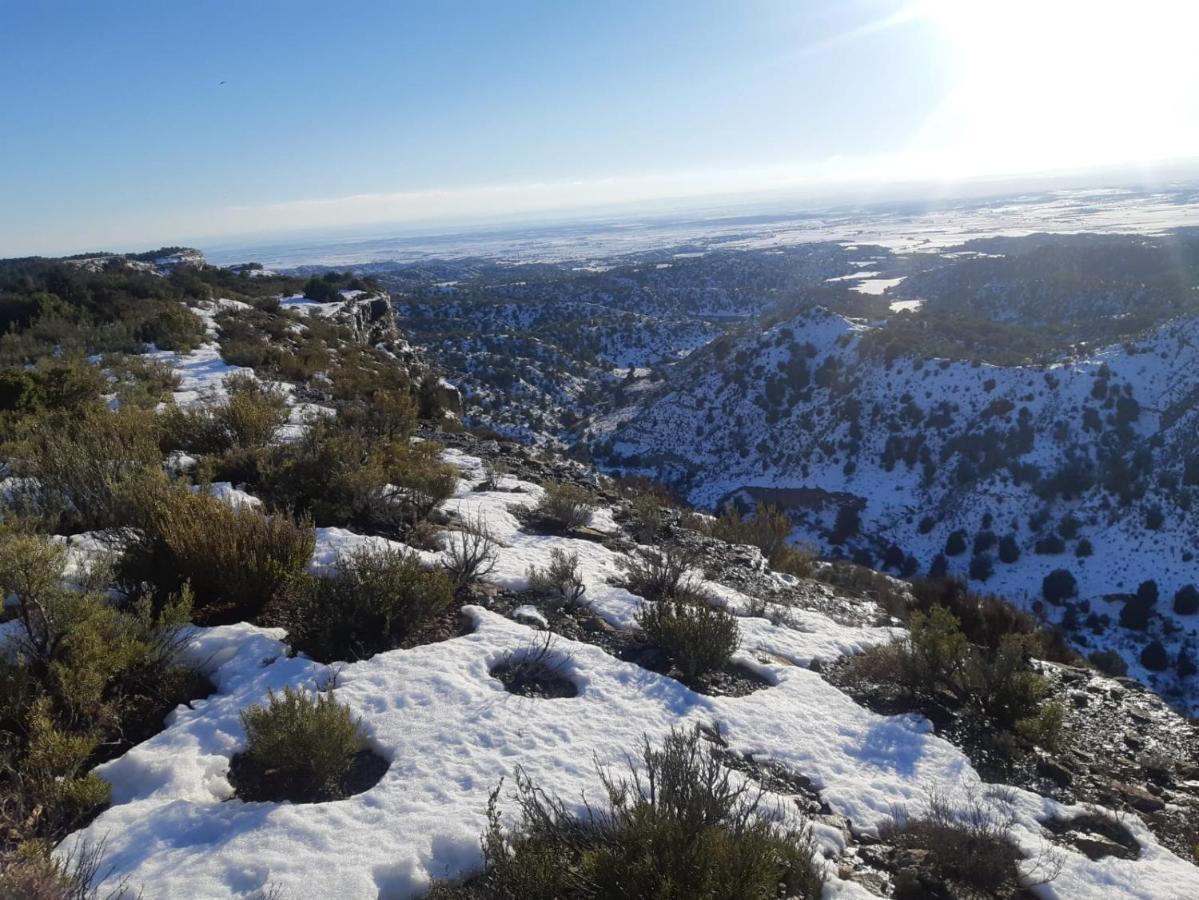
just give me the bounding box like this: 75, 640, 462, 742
902, 0, 1199, 177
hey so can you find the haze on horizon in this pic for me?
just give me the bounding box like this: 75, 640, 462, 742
4, 0, 1199, 258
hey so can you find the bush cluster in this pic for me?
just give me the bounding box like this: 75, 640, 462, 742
852, 605, 1062, 744
121, 483, 315, 624
257, 416, 456, 535
706, 501, 814, 577
0, 533, 199, 849
159, 374, 289, 455
429, 727, 822, 900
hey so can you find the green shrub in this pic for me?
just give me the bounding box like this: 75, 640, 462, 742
258, 418, 456, 533
434, 727, 822, 900
907, 578, 1079, 665
238, 687, 366, 802
707, 502, 812, 575
159, 375, 289, 455
627, 492, 664, 543
526, 549, 586, 608
136, 303, 206, 352
851, 605, 1058, 738
636, 597, 740, 684
620, 545, 700, 603
288, 546, 455, 661
125, 484, 314, 624
532, 482, 595, 531
0, 533, 199, 846
20, 404, 162, 531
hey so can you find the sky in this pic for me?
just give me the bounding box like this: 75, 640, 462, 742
3, 0, 1199, 257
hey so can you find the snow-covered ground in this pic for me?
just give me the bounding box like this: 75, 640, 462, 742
57, 449, 1199, 899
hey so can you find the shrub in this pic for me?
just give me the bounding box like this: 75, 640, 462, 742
258, 418, 456, 532
635, 597, 739, 684
126, 485, 314, 624
436, 727, 822, 900
288, 546, 455, 661
627, 492, 664, 543
908, 578, 1077, 664
237, 686, 366, 802
1088, 649, 1128, 677
884, 790, 1025, 897
1140, 640, 1169, 672
998, 534, 1020, 564
159, 375, 289, 454
302, 276, 342, 303
0, 839, 135, 900
1034, 534, 1066, 555
969, 553, 994, 582
526, 549, 586, 608
137, 302, 206, 352
532, 482, 595, 531
1042, 569, 1077, 604
708, 502, 787, 563
1119, 594, 1155, 631
1075, 538, 1093, 558
443, 515, 499, 586
1174, 585, 1199, 616
0, 533, 198, 846
944, 530, 967, 556
21, 405, 162, 531
853, 605, 1058, 735
620, 545, 700, 602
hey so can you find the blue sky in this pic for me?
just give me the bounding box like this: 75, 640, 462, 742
3, 0, 1197, 255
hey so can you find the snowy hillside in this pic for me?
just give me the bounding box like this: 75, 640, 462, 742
593, 305, 1199, 713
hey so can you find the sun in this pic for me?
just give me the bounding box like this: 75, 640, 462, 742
898, 0, 1199, 177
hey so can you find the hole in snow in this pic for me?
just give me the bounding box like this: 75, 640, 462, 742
490, 634, 579, 699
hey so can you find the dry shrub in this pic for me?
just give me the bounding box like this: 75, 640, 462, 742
443, 514, 498, 586
884, 789, 1043, 897
124, 484, 314, 624
526, 549, 586, 608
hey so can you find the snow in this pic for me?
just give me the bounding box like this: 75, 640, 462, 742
59, 449, 1199, 899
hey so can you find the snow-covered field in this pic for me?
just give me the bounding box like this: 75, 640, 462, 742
54, 448, 1199, 899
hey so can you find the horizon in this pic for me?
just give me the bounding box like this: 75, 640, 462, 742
5, 0, 1199, 257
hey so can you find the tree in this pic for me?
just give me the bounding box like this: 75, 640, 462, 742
944, 530, 967, 556
303, 276, 341, 303
830, 505, 860, 544
1140, 640, 1169, 672
1173, 584, 1199, 616
1042, 569, 1077, 605
998, 534, 1020, 564
968, 553, 993, 582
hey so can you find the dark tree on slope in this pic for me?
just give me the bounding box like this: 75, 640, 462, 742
1174, 585, 1199, 616
1042, 569, 1077, 604
1141, 640, 1169, 672
1119, 592, 1157, 631
998, 534, 1020, 564
830, 505, 860, 545
928, 553, 949, 578
969, 553, 993, 582
944, 530, 967, 556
